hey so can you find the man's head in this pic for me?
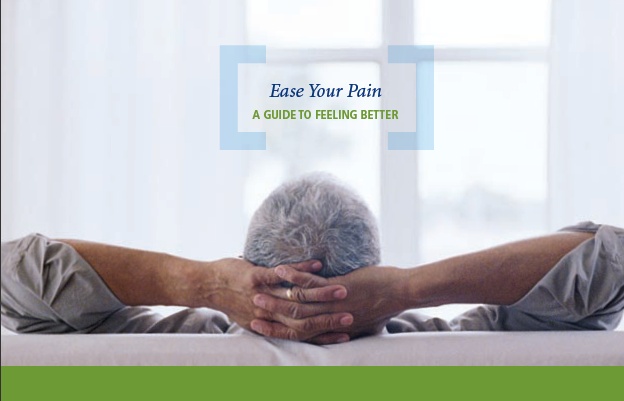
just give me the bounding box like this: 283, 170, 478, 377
243, 173, 380, 277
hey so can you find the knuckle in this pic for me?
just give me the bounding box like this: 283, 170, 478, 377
303, 277, 316, 289
294, 288, 307, 303
301, 318, 316, 333
287, 303, 302, 319
324, 315, 337, 329
276, 265, 290, 280
286, 329, 300, 341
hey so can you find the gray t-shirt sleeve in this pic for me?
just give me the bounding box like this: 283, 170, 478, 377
1, 234, 231, 334
387, 222, 624, 332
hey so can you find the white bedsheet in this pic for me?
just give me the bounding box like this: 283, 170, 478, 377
2, 331, 623, 366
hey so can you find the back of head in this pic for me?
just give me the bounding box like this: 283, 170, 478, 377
243, 173, 380, 277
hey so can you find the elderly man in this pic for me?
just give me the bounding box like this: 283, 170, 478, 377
244, 173, 380, 278
2, 174, 623, 343
1, 174, 377, 342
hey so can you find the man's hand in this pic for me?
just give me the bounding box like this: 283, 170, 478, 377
203, 258, 354, 344
250, 265, 407, 343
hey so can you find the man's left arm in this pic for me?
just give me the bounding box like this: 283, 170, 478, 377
250, 229, 624, 339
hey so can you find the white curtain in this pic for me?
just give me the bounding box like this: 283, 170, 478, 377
549, 0, 624, 228
1, 0, 250, 260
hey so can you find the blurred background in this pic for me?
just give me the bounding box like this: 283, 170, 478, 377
2, 0, 623, 319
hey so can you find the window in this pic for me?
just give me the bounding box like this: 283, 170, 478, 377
245, 0, 551, 320
243, 0, 384, 226
414, 0, 551, 47
247, 0, 382, 48
412, 0, 551, 319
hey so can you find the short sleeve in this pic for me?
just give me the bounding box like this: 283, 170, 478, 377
452, 223, 624, 331
1, 234, 125, 333
387, 222, 624, 332
1, 234, 232, 334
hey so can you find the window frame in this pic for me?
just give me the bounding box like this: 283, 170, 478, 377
245, 0, 551, 265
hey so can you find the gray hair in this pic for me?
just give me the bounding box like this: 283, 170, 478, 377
243, 173, 380, 277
